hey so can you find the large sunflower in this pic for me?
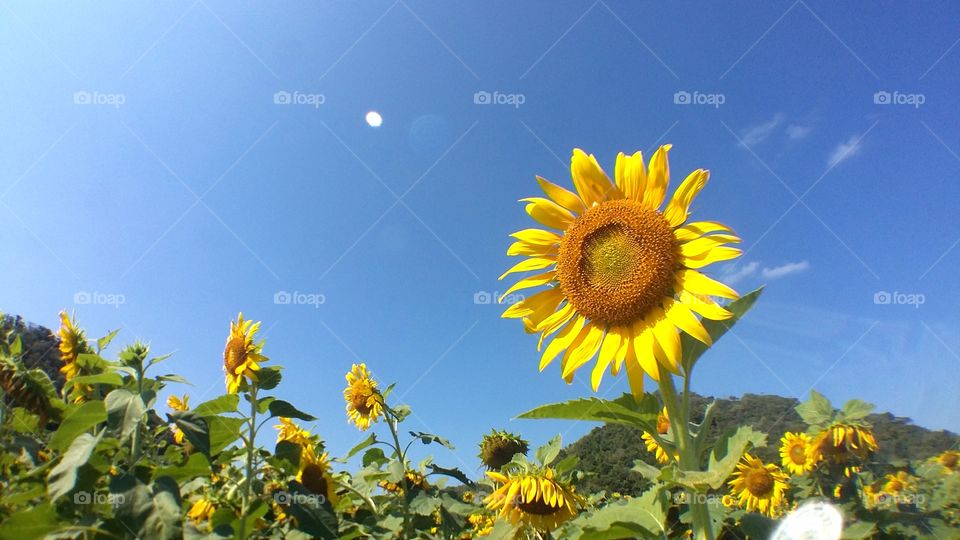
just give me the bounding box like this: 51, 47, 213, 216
728, 454, 789, 518
500, 147, 740, 396
58, 310, 92, 381
641, 406, 676, 464
936, 450, 959, 473
779, 432, 815, 475
810, 423, 878, 477
275, 417, 314, 447
343, 363, 384, 430
484, 467, 585, 532
222, 313, 268, 394
297, 445, 339, 506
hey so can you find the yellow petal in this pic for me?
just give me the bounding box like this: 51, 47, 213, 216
631, 318, 662, 382
666, 300, 712, 346
499, 257, 555, 280
642, 144, 671, 210
674, 221, 733, 242
571, 148, 619, 206
679, 290, 732, 320
663, 169, 709, 227
501, 287, 563, 319
623, 338, 645, 400
498, 271, 556, 302
592, 327, 623, 391
683, 247, 742, 269
652, 316, 683, 375
521, 197, 575, 231
560, 323, 604, 379
537, 176, 585, 215
676, 269, 739, 299
507, 239, 558, 257
536, 302, 576, 349
614, 151, 646, 201
510, 228, 561, 246
679, 235, 740, 259
540, 316, 585, 371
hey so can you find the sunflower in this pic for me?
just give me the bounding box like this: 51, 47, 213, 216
167, 394, 190, 444
58, 311, 92, 382
811, 424, 878, 477
379, 470, 430, 495
641, 407, 676, 464
485, 467, 586, 532
187, 497, 215, 525
479, 430, 530, 470
275, 417, 313, 446
881, 471, 915, 502
296, 445, 339, 506
728, 454, 789, 518
222, 313, 268, 394
343, 363, 384, 430
779, 432, 815, 475
500, 147, 740, 397
936, 450, 959, 472
467, 513, 495, 537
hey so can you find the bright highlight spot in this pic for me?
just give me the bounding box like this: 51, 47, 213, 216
365, 111, 382, 127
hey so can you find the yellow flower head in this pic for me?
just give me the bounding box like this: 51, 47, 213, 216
484, 467, 586, 532
167, 394, 189, 445
500, 147, 741, 398
936, 450, 959, 472
343, 363, 384, 430
882, 471, 913, 495
811, 424, 878, 477
479, 430, 529, 470
296, 445, 339, 506
779, 432, 816, 475
222, 312, 268, 394
727, 454, 789, 518
58, 310, 92, 381
187, 497, 215, 524
275, 417, 313, 446
641, 407, 677, 464
468, 513, 495, 537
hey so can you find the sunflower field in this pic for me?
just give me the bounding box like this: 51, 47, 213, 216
1, 147, 958, 539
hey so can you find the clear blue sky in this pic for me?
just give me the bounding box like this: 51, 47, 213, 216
3, 1, 960, 474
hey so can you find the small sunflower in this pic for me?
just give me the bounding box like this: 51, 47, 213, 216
936, 450, 959, 473
58, 311, 92, 382
379, 470, 430, 495
479, 430, 530, 470
296, 445, 339, 506
167, 394, 190, 444
500, 147, 741, 398
779, 432, 815, 475
728, 454, 789, 518
343, 363, 384, 430
468, 513, 495, 537
811, 424, 878, 477
485, 467, 585, 532
275, 417, 313, 446
222, 313, 268, 394
881, 471, 914, 500
187, 497, 215, 525
642, 406, 677, 464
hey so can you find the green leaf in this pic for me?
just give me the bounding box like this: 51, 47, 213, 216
571, 488, 667, 539
285, 482, 338, 539
105, 388, 146, 441
275, 440, 303, 468
96, 328, 121, 352
409, 431, 454, 449
427, 464, 475, 487
192, 394, 239, 416
664, 426, 766, 490
387, 460, 405, 483
840, 399, 875, 422
7, 407, 40, 434
0, 503, 66, 540
409, 493, 442, 515
517, 392, 660, 431
49, 401, 106, 451
795, 390, 834, 427
346, 433, 377, 459
74, 352, 109, 371
111, 476, 183, 540
840, 520, 876, 539
156, 374, 189, 384
8, 335, 22, 357
170, 411, 210, 455
208, 416, 245, 455
154, 453, 211, 482
257, 366, 283, 390
268, 399, 317, 421
681, 287, 763, 373
362, 448, 388, 467
535, 434, 562, 467
47, 432, 101, 501
64, 372, 124, 393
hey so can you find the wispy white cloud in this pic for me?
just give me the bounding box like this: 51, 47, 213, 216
827, 135, 863, 167
739, 114, 784, 146
786, 124, 814, 140
761, 260, 810, 279
721, 261, 760, 285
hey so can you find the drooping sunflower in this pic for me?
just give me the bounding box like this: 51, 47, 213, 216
187, 497, 215, 525
881, 471, 915, 501
779, 432, 816, 475
275, 417, 314, 446
343, 363, 384, 430
641, 406, 676, 464
479, 429, 530, 470
167, 394, 190, 444
810, 423, 878, 477
500, 147, 741, 397
58, 310, 92, 381
936, 450, 959, 473
222, 313, 268, 394
727, 454, 789, 518
484, 467, 586, 532
379, 470, 430, 495
467, 513, 495, 537
296, 445, 339, 506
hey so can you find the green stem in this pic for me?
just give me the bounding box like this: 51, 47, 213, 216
131, 365, 144, 466
658, 375, 713, 540
386, 411, 410, 540
238, 385, 258, 540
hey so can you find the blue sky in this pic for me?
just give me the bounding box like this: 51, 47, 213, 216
2, 1, 960, 474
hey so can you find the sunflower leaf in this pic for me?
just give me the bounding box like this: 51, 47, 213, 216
408, 431, 454, 449
49, 401, 107, 451
795, 390, 834, 427
840, 399, 875, 423
346, 433, 378, 459
169, 411, 210, 456
47, 432, 102, 501
256, 366, 283, 391
516, 393, 659, 432
535, 434, 562, 467
680, 287, 763, 374
267, 399, 316, 421
192, 394, 239, 417
427, 464, 474, 487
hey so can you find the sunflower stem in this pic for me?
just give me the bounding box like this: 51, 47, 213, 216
658, 374, 713, 540
386, 410, 410, 540
239, 384, 258, 540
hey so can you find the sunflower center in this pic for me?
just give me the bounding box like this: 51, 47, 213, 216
789, 444, 807, 464
350, 387, 374, 415
223, 336, 247, 373
556, 199, 677, 326
300, 463, 329, 496
744, 467, 774, 497
941, 453, 958, 469
517, 491, 561, 516
887, 479, 903, 492
656, 415, 671, 435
